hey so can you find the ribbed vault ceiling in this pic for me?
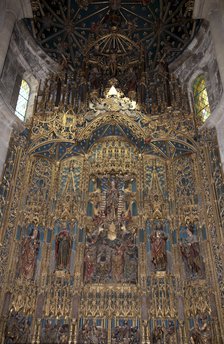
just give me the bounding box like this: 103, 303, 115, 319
26, 0, 199, 73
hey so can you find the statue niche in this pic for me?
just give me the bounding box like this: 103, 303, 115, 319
17, 223, 40, 280
55, 229, 72, 272
180, 222, 205, 279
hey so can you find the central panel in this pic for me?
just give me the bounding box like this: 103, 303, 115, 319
84, 174, 138, 284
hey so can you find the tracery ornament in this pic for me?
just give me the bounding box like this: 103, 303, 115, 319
197, 129, 224, 309
0, 131, 28, 283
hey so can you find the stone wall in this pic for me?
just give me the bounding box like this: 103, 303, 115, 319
0, 17, 58, 177
170, 21, 224, 170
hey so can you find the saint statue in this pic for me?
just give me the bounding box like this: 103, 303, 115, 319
150, 224, 167, 271
18, 225, 40, 280
55, 229, 72, 271
180, 222, 204, 278
111, 244, 124, 282
84, 244, 96, 283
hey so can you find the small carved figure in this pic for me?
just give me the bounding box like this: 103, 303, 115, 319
84, 244, 96, 282
152, 325, 165, 344
138, 73, 147, 104
78, 321, 108, 344
190, 317, 212, 344
165, 321, 176, 343
76, 0, 89, 10
18, 226, 40, 280
109, 53, 118, 76
41, 320, 69, 344
4, 309, 31, 344
55, 229, 72, 271
89, 66, 101, 91
110, 0, 121, 10
126, 67, 137, 99
78, 71, 88, 103
150, 225, 167, 271
111, 244, 124, 282
112, 322, 140, 343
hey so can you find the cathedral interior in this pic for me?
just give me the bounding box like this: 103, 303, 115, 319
1, 0, 224, 343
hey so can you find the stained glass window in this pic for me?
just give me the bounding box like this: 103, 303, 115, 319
15, 80, 30, 121
193, 75, 211, 122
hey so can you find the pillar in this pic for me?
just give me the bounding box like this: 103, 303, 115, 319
208, 9, 224, 91
194, 0, 224, 91
0, 104, 13, 177
0, 0, 32, 176
194, 0, 224, 170
0, 10, 17, 77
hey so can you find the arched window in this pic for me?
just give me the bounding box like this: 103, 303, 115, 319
15, 79, 30, 121
193, 75, 211, 122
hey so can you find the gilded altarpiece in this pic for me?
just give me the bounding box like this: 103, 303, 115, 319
0, 76, 224, 343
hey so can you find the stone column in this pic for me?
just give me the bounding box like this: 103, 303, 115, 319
0, 94, 25, 177
0, 0, 32, 176
208, 9, 224, 91
208, 6, 224, 171
194, 0, 224, 170
0, 106, 13, 177
0, 0, 33, 77
0, 10, 17, 77
194, 0, 224, 90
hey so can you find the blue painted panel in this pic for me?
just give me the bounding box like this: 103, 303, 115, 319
87, 202, 93, 216
202, 225, 207, 240
132, 201, 138, 216
47, 229, 52, 243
